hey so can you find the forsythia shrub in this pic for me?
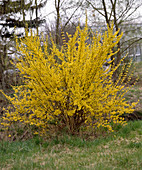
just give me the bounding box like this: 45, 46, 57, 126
1, 24, 137, 134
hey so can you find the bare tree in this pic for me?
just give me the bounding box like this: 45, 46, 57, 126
52, 0, 84, 45
85, 0, 142, 65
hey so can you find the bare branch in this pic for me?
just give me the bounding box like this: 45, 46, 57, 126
123, 4, 142, 21
86, 0, 105, 17
117, 0, 134, 20
120, 38, 142, 55
102, 0, 110, 27
63, 0, 84, 30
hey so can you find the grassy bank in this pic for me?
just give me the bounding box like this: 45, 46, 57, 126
0, 120, 142, 169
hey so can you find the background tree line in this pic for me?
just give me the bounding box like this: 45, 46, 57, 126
0, 0, 142, 89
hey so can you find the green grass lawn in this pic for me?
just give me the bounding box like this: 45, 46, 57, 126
0, 120, 142, 170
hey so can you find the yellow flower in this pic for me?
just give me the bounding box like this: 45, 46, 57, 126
0, 22, 138, 134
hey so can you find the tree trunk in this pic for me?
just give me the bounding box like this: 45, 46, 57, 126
55, 0, 60, 45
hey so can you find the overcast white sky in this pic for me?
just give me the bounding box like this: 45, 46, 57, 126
41, 0, 142, 26
41, 0, 85, 27
42, 0, 55, 22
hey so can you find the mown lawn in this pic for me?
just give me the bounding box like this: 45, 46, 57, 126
0, 120, 142, 170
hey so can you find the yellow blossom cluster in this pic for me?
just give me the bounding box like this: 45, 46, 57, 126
0, 23, 138, 134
